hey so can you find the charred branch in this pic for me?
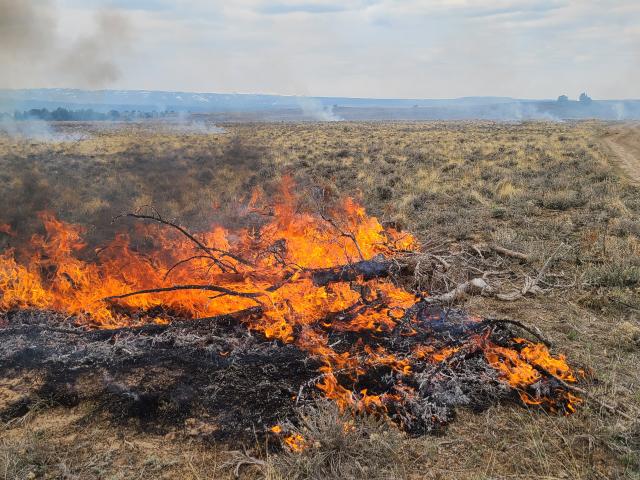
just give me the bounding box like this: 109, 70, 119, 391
103, 285, 265, 303
85, 307, 264, 341
483, 318, 553, 348
310, 258, 393, 286
163, 255, 224, 281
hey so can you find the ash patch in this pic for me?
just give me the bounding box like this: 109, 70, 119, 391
0, 305, 575, 445
0, 310, 319, 441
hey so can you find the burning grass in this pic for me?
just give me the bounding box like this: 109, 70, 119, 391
0, 178, 582, 440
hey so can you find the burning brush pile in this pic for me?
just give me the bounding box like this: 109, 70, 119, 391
0, 178, 581, 445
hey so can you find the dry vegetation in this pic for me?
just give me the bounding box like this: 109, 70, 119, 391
1, 120, 639, 479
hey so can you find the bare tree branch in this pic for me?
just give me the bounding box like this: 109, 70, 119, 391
163, 255, 227, 281
319, 212, 365, 262
103, 284, 265, 303
114, 212, 254, 269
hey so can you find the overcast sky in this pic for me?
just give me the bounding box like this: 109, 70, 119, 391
2, 0, 639, 99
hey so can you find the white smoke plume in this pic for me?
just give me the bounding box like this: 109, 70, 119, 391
297, 97, 342, 121
0, 116, 91, 142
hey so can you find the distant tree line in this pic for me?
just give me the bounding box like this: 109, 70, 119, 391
1, 108, 177, 122
556, 93, 592, 104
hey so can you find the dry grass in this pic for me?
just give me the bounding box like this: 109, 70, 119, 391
0, 403, 231, 480
1, 120, 638, 479
224, 402, 411, 480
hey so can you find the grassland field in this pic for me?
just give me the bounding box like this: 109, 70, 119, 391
0, 120, 638, 479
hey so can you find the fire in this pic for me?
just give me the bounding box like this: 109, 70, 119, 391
270, 425, 307, 452
413, 345, 460, 362
483, 338, 581, 412
0, 178, 580, 424
284, 433, 307, 452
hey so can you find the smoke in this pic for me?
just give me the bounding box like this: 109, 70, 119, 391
0, 0, 55, 55
612, 102, 626, 120
0, 0, 133, 89
459, 101, 563, 123
0, 117, 53, 140
297, 97, 342, 121
159, 112, 225, 135
510, 103, 563, 123
0, 116, 90, 142
0, 0, 133, 140
57, 9, 133, 88
167, 121, 226, 135
0, 0, 52, 91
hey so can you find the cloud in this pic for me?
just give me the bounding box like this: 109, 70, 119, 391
258, 2, 348, 15
3, 0, 639, 99
463, 1, 566, 18
61, 0, 172, 12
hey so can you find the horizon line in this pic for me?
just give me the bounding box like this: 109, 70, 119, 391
2, 87, 639, 103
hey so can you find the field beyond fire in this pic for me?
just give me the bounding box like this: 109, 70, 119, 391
1, 121, 638, 479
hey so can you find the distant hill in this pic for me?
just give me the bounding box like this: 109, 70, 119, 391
1, 89, 638, 121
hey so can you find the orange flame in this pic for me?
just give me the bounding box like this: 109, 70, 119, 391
0, 179, 579, 416
284, 433, 307, 452
483, 337, 580, 411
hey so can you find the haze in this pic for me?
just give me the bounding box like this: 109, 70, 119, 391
1, 0, 638, 99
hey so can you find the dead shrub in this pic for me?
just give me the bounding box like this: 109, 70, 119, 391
540, 190, 585, 211
585, 263, 640, 288
611, 218, 640, 238
261, 402, 409, 480
609, 321, 640, 351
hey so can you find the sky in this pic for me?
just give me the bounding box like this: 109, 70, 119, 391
1, 0, 639, 99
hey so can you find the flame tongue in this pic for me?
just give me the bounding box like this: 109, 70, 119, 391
0, 179, 580, 423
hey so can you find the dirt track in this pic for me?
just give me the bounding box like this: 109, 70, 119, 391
603, 123, 640, 183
